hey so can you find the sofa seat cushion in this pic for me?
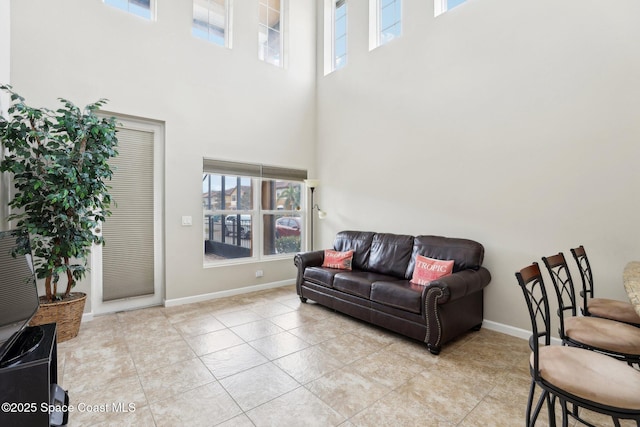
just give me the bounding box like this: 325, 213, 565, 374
304, 267, 342, 288
370, 280, 424, 314
333, 271, 393, 299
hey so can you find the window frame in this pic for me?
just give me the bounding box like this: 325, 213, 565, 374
202, 160, 307, 267
258, 0, 286, 67
104, 0, 155, 20
324, 0, 347, 75
369, 0, 402, 50
192, 0, 234, 48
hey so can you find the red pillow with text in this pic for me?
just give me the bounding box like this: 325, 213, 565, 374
322, 250, 354, 270
410, 255, 454, 286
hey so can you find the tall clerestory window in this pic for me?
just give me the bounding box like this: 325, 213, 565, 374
193, 0, 232, 47
334, 0, 347, 70
104, 0, 154, 20
369, 0, 401, 50
434, 0, 467, 17
258, 0, 284, 67
380, 0, 401, 45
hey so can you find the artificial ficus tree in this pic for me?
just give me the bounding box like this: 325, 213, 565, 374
0, 85, 119, 302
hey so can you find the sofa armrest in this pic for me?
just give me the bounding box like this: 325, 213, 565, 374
423, 267, 491, 305
422, 267, 491, 353
294, 250, 325, 269
294, 250, 325, 295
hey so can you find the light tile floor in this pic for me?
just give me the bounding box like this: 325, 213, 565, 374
56, 285, 629, 426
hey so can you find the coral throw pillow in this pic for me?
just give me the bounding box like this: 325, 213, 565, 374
411, 255, 454, 286
322, 250, 354, 270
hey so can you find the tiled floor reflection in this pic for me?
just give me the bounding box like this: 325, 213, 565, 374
57, 285, 626, 426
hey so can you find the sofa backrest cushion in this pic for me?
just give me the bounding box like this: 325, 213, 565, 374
405, 235, 485, 279
333, 231, 375, 270
368, 233, 414, 278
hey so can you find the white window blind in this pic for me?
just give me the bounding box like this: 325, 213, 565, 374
203, 159, 307, 181
102, 127, 155, 301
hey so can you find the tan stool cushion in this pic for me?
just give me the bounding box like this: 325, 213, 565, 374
532, 346, 640, 410
564, 316, 640, 355
588, 298, 640, 325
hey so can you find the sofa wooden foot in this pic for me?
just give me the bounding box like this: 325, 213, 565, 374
427, 344, 441, 355
471, 323, 482, 332
299, 297, 308, 303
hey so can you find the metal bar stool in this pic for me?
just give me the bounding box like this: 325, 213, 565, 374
516, 263, 640, 427
542, 252, 640, 366
570, 245, 640, 327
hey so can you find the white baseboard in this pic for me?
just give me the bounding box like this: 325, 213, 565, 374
163, 279, 296, 308
483, 319, 562, 346
482, 319, 529, 340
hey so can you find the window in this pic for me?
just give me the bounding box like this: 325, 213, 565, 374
261, 180, 303, 256
258, 0, 284, 67
435, 0, 467, 17
369, 0, 401, 50
334, 0, 347, 70
203, 160, 306, 264
380, 0, 401, 45
193, 0, 232, 47
104, 0, 153, 20
324, 0, 347, 74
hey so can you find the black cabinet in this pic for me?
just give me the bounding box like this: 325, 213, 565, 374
0, 323, 68, 426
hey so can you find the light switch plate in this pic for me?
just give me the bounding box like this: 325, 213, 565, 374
181, 216, 192, 226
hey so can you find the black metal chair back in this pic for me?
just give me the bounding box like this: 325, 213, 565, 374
542, 252, 577, 340
570, 245, 640, 327
570, 245, 593, 316
515, 263, 555, 425
515, 263, 552, 380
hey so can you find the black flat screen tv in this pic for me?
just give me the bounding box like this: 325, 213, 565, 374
0, 229, 40, 364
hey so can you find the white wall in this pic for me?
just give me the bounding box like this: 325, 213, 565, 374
9, 0, 317, 305
316, 0, 640, 331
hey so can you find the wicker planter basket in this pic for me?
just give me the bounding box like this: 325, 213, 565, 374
29, 292, 87, 342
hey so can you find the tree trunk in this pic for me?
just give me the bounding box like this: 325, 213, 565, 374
64, 257, 74, 298
44, 274, 53, 303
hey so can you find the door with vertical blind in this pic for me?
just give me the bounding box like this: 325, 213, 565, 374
91, 117, 164, 314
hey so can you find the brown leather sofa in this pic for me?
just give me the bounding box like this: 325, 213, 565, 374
294, 231, 491, 354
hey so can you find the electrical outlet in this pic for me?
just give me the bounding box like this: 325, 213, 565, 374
255, 270, 264, 278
